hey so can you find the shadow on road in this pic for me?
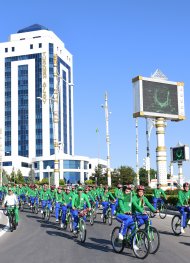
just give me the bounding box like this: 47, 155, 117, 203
76, 239, 134, 258
179, 242, 190, 246
158, 230, 175, 236
46, 230, 73, 240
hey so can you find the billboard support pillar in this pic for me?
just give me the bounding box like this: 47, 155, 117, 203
155, 118, 167, 185
178, 161, 183, 187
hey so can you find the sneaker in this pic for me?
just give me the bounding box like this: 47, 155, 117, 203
60, 223, 63, 228
133, 244, 139, 251
56, 219, 59, 222
118, 233, 123, 240
181, 227, 185, 234
187, 220, 190, 225
101, 214, 103, 219
41, 210, 43, 214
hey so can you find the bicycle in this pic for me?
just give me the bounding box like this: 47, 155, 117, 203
111, 215, 150, 259
143, 216, 160, 254
42, 203, 51, 222
19, 198, 24, 212
149, 199, 167, 219
102, 202, 113, 225
73, 209, 89, 243
31, 200, 39, 214
59, 206, 73, 231
6, 205, 17, 232
171, 211, 190, 235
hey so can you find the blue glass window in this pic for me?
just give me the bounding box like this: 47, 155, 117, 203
63, 160, 80, 169
3, 161, 12, 166
30, 44, 33, 49
18, 65, 29, 157
5, 53, 42, 157
64, 172, 80, 184
43, 160, 54, 169
84, 161, 88, 169
5, 48, 8, 53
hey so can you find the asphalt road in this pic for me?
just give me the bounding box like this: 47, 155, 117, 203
0, 207, 190, 263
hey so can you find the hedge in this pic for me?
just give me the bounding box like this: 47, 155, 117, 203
145, 194, 178, 206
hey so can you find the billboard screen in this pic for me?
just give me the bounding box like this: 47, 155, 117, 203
132, 75, 185, 121
143, 80, 178, 115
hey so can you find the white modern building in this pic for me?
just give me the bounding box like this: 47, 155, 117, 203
0, 24, 107, 183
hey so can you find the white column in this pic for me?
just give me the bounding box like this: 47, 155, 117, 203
155, 118, 167, 185
178, 161, 183, 186
80, 160, 84, 184
170, 162, 174, 190
39, 160, 43, 181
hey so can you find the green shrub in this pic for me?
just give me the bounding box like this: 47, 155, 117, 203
85, 180, 95, 185
59, 179, 65, 186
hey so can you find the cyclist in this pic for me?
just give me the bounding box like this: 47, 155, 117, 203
101, 186, 116, 218
153, 183, 167, 209
116, 184, 134, 240
72, 186, 91, 234
176, 182, 190, 234
40, 184, 51, 215
61, 186, 73, 228
2, 188, 19, 226
132, 185, 157, 227
55, 186, 63, 222
114, 184, 124, 212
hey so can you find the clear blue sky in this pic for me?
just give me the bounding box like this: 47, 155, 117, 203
1, 0, 190, 181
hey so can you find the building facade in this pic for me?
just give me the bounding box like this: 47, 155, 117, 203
0, 24, 106, 183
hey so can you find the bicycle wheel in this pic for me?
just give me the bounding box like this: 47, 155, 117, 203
9, 215, 13, 232
32, 206, 35, 213
148, 226, 160, 254
90, 212, 94, 226
159, 204, 167, 219
111, 226, 125, 253
45, 209, 50, 222
108, 210, 112, 225
103, 214, 106, 224
79, 219, 87, 243
132, 229, 150, 259
171, 215, 181, 235
68, 215, 73, 232
35, 205, 39, 214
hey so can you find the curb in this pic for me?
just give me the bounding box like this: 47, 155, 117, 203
0, 210, 9, 238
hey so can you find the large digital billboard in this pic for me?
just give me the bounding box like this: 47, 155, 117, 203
133, 76, 185, 121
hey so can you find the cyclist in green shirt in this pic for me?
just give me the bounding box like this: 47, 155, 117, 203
132, 185, 157, 228
101, 186, 116, 217
153, 183, 167, 209
40, 184, 51, 214
177, 182, 190, 233
72, 186, 91, 234
116, 185, 134, 240
55, 186, 63, 222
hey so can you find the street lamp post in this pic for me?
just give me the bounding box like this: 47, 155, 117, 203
0, 128, 2, 187
47, 165, 51, 188
101, 92, 111, 187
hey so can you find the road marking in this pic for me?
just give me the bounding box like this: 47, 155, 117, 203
0, 210, 9, 237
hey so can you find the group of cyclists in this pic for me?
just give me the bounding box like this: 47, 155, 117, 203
0, 181, 190, 255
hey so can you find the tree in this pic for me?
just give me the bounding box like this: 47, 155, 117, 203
110, 166, 136, 187
91, 164, 106, 185
28, 168, 35, 184
10, 168, 16, 183
17, 169, 25, 184
2, 170, 9, 184
139, 168, 157, 186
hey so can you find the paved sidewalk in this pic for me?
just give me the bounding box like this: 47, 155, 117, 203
0, 210, 8, 237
